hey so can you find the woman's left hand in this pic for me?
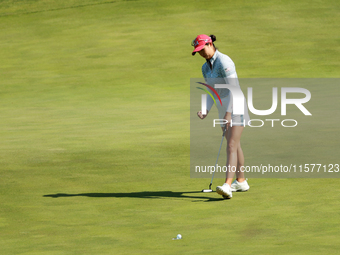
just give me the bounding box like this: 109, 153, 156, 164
224, 112, 232, 129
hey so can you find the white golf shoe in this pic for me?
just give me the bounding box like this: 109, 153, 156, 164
230, 179, 249, 192
216, 183, 232, 199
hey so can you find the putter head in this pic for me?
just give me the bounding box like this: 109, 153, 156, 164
202, 189, 213, 193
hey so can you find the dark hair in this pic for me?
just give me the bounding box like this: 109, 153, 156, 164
209, 34, 216, 42
207, 34, 217, 49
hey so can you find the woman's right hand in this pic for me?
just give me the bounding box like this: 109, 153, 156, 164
197, 110, 208, 119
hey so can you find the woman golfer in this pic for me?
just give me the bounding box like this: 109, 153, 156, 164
192, 34, 250, 199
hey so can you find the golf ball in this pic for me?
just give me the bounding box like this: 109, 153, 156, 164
177, 234, 182, 239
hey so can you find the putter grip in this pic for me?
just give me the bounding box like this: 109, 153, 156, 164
222, 125, 227, 136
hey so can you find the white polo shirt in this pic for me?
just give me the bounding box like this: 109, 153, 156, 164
201, 50, 244, 115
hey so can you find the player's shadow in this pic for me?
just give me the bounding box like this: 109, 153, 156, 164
43, 191, 225, 202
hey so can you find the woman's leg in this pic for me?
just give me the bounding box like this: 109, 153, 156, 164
236, 143, 246, 182
225, 125, 244, 186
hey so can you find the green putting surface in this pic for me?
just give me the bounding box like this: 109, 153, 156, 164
0, 0, 339, 254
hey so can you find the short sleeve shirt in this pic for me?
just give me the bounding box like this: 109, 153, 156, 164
201, 50, 238, 100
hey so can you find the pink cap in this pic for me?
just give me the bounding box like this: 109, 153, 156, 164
191, 34, 212, 56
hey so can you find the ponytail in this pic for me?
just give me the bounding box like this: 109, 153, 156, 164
209, 34, 217, 49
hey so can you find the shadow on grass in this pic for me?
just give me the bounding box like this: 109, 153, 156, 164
43, 191, 225, 202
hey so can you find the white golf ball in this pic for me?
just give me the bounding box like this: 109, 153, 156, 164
177, 234, 182, 239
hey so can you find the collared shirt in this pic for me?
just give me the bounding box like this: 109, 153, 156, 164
202, 50, 236, 79
202, 50, 239, 113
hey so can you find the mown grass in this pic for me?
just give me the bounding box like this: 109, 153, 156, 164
0, 0, 339, 254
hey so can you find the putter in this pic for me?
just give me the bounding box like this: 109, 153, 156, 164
202, 125, 227, 192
